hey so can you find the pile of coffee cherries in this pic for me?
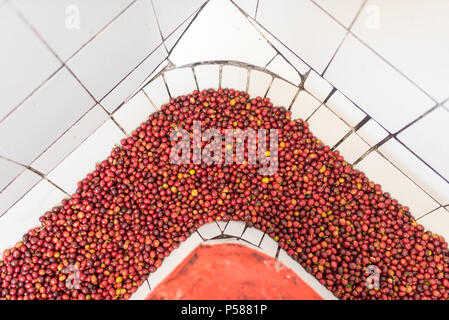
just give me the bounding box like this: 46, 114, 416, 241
1, 88, 448, 300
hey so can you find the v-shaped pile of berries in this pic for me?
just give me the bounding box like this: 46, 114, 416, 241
1, 88, 448, 300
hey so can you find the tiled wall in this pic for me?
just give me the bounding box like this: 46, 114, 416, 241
1, 0, 448, 283
0, 0, 207, 217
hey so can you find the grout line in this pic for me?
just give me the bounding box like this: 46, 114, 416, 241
0, 65, 63, 125
320, 32, 349, 77
308, 0, 438, 104
191, 66, 200, 91
322, 87, 336, 104
25, 102, 100, 171
0, 155, 70, 197
393, 104, 440, 136
264, 53, 277, 68
305, 103, 323, 122
27, 167, 71, 196
287, 78, 306, 111
166, 1, 210, 56
218, 65, 223, 89
110, 116, 128, 136
161, 72, 172, 98
149, 0, 169, 55
348, 32, 438, 104
376, 147, 446, 207
111, 58, 169, 114
150, 0, 166, 41
0, 157, 28, 194
97, 42, 168, 105
350, 135, 445, 208
63, 0, 139, 63
352, 134, 392, 166
320, 0, 367, 77
353, 115, 371, 131
245, 69, 251, 93
288, 86, 301, 109
10, 3, 108, 115
64, 66, 106, 112
331, 129, 353, 151
245, 15, 307, 80
0, 176, 42, 219
29, 115, 110, 185
275, 245, 281, 259
254, 0, 260, 19
245, 16, 312, 76
416, 206, 443, 221
142, 87, 159, 111
394, 138, 449, 185
262, 76, 275, 99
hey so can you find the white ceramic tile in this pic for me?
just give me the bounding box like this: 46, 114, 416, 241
164, 68, 197, 97
232, 0, 257, 17
170, 0, 275, 67
357, 119, 389, 146
215, 220, 228, 232
266, 55, 301, 85
47, 120, 125, 194
147, 232, 203, 290
247, 69, 272, 99
304, 70, 333, 102
0, 180, 66, 253
325, 34, 434, 132
290, 90, 322, 120
237, 239, 260, 251
221, 66, 247, 91
0, 169, 41, 217
307, 106, 351, 148
398, 107, 449, 181
143, 76, 170, 109
249, 18, 310, 75
277, 249, 337, 300
31, 105, 108, 175
0, 68, 94, 165
0, 3, 61, 120
313, 0, 364, 28
259, 233, 278, 257
136, 59, 168, 94
164, 11, 197, 52
152, 0, 206, 38
352, 0, 449, 102
197, 222, 222, 240
223, 221, 246, 237
265, 78, 297, 108
418, 208, 449, 240
67, 0, 162, 100
12, 0, 134, 61
194, 64, 220, 90
100, 44, 167, 112
257, 0, 346, 73
325, 90, 366, 127
0, 158, 23, 191
355, 151, 439, 218
241, 227, 264, 246
335, 133, 369, 164
129, 281, 151, 300
113, 91, 156, 134
379, 139, 449, 205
